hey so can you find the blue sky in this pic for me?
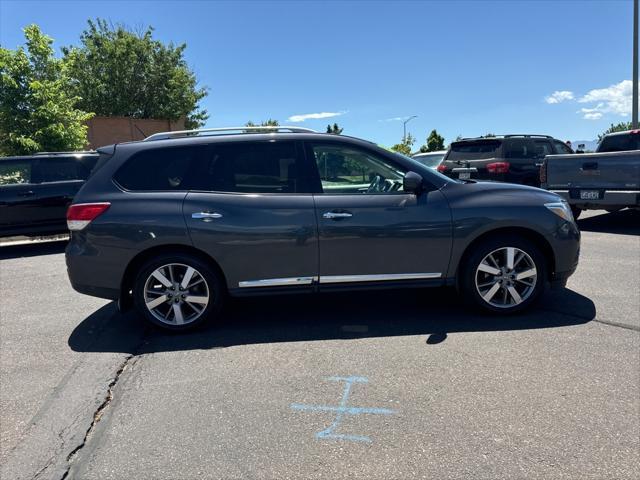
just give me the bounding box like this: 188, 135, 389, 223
0, 0, 636, 146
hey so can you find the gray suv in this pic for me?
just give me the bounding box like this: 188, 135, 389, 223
66, 127, 580, 331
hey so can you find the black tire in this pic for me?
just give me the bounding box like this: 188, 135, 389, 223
460, 235, 546, 314
133, 253, 224, 331
570, 205, 582, 220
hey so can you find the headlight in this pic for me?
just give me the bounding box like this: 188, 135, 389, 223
545, 201, 574, 222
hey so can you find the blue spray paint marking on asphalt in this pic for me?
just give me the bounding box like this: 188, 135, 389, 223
290, 376, 396, 443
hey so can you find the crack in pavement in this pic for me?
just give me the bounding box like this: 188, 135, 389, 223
0, 307, 148, 480
539, 306, 640, 332
59, 355, 135, 480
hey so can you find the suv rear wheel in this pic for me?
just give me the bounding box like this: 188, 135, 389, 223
133, 253, 224, 331
460, 236, 546, 314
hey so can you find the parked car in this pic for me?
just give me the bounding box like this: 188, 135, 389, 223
0, 152, 99, 237
412, 150, 447, 169
541, 129, 640, 218
65, 127, 580, 331
438, 135, 573, 186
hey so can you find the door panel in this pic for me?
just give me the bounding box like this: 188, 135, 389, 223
184, 193, 318, 290
29, 180, 84, 227
0, 159, 36, 231
0, 183, 38, 230
314, 190, 452, 281
305, 140, 453, 284
33, 157, 90, 227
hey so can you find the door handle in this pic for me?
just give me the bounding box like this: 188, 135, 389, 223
18, 190, 34, 197
322, 211, 353, 219
192, 212, 223, 221
581, 162, 598, 170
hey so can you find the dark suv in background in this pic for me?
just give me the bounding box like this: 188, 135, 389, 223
438, 135, 573, 186
65, 127, 580, 331
0, 152, 98, 237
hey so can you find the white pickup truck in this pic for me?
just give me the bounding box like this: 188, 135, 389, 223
541, 130, 640, 218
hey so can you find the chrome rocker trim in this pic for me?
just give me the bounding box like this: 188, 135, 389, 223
238, 272, 442, 288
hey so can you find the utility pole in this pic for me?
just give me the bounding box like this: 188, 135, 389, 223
403, 115, 417, 141
634, 0, 638, 128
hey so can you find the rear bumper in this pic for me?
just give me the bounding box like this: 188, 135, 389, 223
551, 189, 640, 209
65, 232, 131, 301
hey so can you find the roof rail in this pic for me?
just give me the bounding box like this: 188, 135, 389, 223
34, 151, 96, 155
458, 134, 553, 141
144, 126, 317, 142
502, 134, 553, 139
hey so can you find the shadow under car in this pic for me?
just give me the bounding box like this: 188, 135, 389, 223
68, 286, 596, 354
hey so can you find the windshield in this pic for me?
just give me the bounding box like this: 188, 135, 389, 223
446, 140, 502, 161
597, 133, 640, 152
413, 153, 445, 167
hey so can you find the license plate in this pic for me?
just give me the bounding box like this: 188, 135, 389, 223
458, 172, 471, 180
580, 190, 599, 200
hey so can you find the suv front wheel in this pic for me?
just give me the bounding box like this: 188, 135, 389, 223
133, 253, 224, 331
460, 236, 546, 314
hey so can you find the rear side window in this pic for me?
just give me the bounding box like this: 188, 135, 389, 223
446, 140, 501, 161
36, 157, 88, 183
553, 140, 573, 154
192, 141, 301, 193
503, 139, 552, 159
114, 146, 202, 191
0, 160, 31, 185
598, 133, 640, 152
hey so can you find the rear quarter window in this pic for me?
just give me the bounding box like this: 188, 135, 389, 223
114, 146, 202, 191
0, 160, 32, 185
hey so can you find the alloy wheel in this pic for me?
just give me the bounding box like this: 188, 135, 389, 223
143, 263, 210, 326
474, 247, 538, 309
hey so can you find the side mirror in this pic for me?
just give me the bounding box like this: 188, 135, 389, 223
403, 171, 424, 195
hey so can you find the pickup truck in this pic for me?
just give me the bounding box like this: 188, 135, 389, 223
540, 130, 640, 218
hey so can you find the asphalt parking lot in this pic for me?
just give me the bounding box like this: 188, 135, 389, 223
1, 209, 639, 480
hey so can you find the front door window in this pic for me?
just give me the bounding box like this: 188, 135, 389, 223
311, 144, 406, 194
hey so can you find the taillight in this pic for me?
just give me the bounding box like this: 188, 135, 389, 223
486, 161, 510, 174
436, 164, 448, 173
66, 203, 110, 231
539, 160, 547, 184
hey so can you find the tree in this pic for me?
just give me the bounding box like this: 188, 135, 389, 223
418, 129, 445, 153
63, 19, 208, 129
0, 25, 93, 156
326, 123, 343, 134
598, 122, 632, 141
391, 133, 415, 156
245, 119, 279, 132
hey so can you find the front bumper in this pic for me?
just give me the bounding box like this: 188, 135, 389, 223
548, 217, 580, 288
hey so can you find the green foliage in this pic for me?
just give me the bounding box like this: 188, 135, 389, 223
326, 123, 343, 134
245, 119, 279, 132
63, 19, 208, 129
0, 25, 93, 156
391, 133, 415, 156
598, 122, 632, 141
419, 129, 445, 153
